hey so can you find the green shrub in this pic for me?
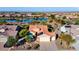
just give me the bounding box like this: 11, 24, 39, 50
75, 19, 79, 25
5, 36, 17, 47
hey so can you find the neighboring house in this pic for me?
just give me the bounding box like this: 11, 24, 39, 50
60, 25, 67, 33
60, 25, 72, 34
59, 25, 79, 50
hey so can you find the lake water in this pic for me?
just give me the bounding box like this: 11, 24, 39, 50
0, 17, 48, 23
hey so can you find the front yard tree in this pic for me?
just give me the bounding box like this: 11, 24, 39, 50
4, 36, 17, 48
59, 33, 76, 48
19, 29, 28, 37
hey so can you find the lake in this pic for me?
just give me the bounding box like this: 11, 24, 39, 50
0, 17, 48, 23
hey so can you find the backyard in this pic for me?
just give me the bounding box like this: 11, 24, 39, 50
0, 12, 79, 51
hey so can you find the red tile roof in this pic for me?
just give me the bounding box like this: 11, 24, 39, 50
29, 25, 55, 36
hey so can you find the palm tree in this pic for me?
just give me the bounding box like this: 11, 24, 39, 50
62, 16, 67, 19
47, 24, 55, 32
50, 14, 56, 19
19, 29, 29, 37
59, 33, 76, 48
48, 14, 56, 23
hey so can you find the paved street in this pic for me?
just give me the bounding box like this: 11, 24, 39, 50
0, 42, 9, 51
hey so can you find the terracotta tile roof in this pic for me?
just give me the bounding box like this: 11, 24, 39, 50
29, 25, 55, 36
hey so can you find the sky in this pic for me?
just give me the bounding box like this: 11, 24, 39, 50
0, 7, 79, 12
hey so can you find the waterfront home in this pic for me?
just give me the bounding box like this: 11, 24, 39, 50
29, 25, 56, 42
28, 25, 56, 51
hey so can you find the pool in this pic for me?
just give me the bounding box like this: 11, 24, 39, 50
26, 32, 36, 42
